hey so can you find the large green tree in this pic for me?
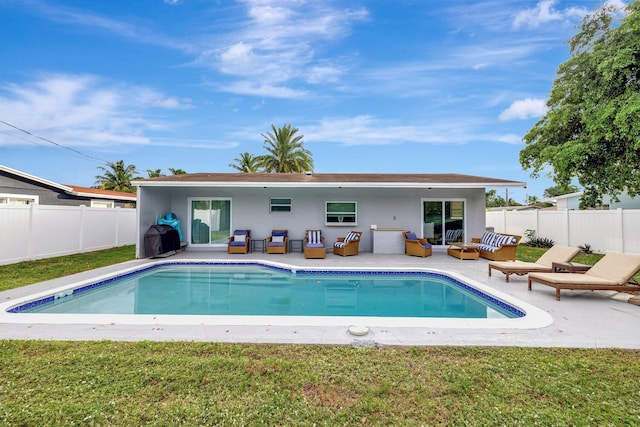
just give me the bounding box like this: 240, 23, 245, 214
229, 152, 263, 173
95, 160, 140, 193
260, 124, 313, 173
520, 1, 640, 208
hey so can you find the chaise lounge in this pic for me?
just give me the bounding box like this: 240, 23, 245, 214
488, 245, 580, 282
333, 231, 362, 256
469, 231, 521, 261
527, 252, 640, 300
266, 230, 288, 254
403, 231, 432, 258
227, 229, 250, 254
304, 229, 326, 259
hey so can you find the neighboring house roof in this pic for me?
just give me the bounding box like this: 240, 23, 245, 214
133, 173, 526, 189
541, 191, 583, 204
65, 185, 137, 202
0, 164, 136, 202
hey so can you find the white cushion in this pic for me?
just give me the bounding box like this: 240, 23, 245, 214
272, 235, 284, 243
233, 235, 245, 242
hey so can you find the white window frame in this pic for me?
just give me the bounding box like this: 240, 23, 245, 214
269, 197, 292, 213
325, 201, 357, 226
0, 193, 39, 205
90, 199, 115, 208
188, 197, 233, 247
421, 198, 467, 246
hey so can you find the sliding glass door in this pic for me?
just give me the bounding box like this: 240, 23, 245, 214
422, 200, 465, 246
190, 198, 231, 246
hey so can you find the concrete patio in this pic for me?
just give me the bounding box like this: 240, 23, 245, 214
1, 249, 638, 348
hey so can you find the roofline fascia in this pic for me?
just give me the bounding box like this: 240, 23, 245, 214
0, 164, 73, 193
69, 190, 137, 201
133, 181, 527, 189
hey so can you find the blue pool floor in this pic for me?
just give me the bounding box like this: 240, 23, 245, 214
1, 249, 639, 348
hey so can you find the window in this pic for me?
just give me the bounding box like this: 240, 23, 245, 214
325, 201, 357, 225
91, 200, 115, 208
0, 193, 38, 205
270, 197, 292, 213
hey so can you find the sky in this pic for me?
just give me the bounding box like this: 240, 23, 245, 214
0, 0, 628, 202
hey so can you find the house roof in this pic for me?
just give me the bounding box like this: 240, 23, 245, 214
133, 172, 526, 189
0, 165, 136, 202
65, 185, 137, 201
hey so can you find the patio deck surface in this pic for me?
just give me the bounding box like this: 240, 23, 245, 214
1, 249, 638, 348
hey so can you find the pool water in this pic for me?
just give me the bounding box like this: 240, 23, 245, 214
16, 265, 521, 319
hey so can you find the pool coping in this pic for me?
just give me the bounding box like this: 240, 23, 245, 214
0, 258, 552, 330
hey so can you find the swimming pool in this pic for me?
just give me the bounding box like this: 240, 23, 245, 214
1, 260, 551, 329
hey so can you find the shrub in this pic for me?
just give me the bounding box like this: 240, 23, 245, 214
524, 229, 555, 248
578, 243, 593, 254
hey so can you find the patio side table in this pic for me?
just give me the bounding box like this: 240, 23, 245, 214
251, 239, 266, 253
288, 239, 303, 253
552, 262, 591, 273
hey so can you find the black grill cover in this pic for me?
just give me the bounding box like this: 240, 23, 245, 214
144, 224, 180, 257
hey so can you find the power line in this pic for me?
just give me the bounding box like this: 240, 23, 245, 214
0, 119, 111, 165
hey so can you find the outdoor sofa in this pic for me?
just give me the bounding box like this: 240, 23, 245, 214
469, 232, 521, 261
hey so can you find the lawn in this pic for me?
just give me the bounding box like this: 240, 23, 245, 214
1, 245, 639, 425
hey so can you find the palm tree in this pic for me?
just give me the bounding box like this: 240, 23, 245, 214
260, 124, 313, 173
95, 160, 140, 193
229, 152, 263, 173
168, 168, 187, 175
146, 169, 164, 178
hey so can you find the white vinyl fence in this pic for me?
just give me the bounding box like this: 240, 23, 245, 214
0, 204, 136, 266
486, 209, 640, 255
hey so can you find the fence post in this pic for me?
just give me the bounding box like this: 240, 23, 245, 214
79, 205, 85, 253
617, 208, 625, 253
27, 203, 35, 260
564, 209, 570, 246
115, 207, 121, 246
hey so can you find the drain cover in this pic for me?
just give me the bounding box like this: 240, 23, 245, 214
348, 325, 369, 336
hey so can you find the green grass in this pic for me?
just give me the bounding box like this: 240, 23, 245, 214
0, 245, 135, 292
1, 245, 639, 425
1, 341, 639, 425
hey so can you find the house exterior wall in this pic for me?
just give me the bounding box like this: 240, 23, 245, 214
0, 172, 130, 207
134, 185, 486, 258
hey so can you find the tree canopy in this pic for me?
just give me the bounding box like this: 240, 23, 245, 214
520, 1, 640, 208
259, 124, 314, 173
229, 152, 263, 173
95, 160, 140, 193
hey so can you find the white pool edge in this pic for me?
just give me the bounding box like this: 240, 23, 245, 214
0, 258, 553, 330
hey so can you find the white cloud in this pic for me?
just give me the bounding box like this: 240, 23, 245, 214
206, 0, 368, 97
499, 98, 547, 121
495, 134, 524, 145
513, 0, 587, 29
0, 74, 192, 148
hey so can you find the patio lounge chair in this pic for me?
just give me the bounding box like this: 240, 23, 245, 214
304, 229, 326, 259
488, 245, 580, 282
333, 231, 362, 256
528, 252, 640, 300
266, 229, 288, 254
403, 231, 432, 258
227, 229, 250, 254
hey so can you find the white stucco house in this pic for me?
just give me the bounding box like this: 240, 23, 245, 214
544, 191, 640, 210
132, 172, 525, 259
